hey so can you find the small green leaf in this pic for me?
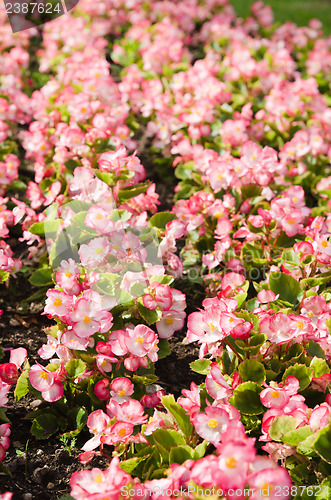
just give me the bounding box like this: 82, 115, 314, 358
66, 360, 86, 379
269, 272, 303, 305
117, 180, 151, 203
14, 362, 30, 402
190, 359, 211, 375
314, 424, 331, 463
152, 428, 186, 451
119, 456, 147, 473
281, 425, 312, 446
29, 267, 53, 287
149, 212, 177, 230
229, 382, 264, 415
31, 414, 59, 440
158, 339, 171, 360
94, 171, 115, 186
238, 359, 266, 385
161, 395, 193, 438
132, 374, 158, 385
29, 220, 61, 238
297, 433, 319, 457
269, 416, 297, 441
282, 364, 312, 390
307, 341, 326, 359
137, 301, 161, 325
310, 357, 330, 378
170, 445, 199, 464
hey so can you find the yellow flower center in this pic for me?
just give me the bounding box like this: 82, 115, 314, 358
260, 483, 274, 496
208, 322, 216, 331
296, 322, 303, 329
166, 318, 174, 325
39, 371, 48, 380
83, 314, 91, 324
225, 457, 237, 469
136, 336, 145, 344
95, 247, 104, 255
270, 390, 280, 398
288, 219, 295, 224
95, 213, 103, 220
322, 240, 328, 248
94, 473, 104, 483
118, 389, 126, 397
53, 298, 63, 308
64, 271, 72, 278
217, 174, 223, 181
118, 428, 127, 437
208, 418, 218, 428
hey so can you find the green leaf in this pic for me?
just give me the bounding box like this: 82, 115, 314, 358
152, 429, 186, 452
119, 456, 147, 473
29, 219, 61, 238
282, 364, 312, 390
31, 414, 59, 440
117, 180, 151, 203
269, 416, 297, 441
149, 212, 177, 230
137, 301, 161, 325
316, 478, 331, 500
175, 161, 194, 180
158, 339, 171, 360
314, 424, 331, 463
297, 433, 319, 457
190, 359, 211, 375
0, 408, 9, 423
241, 184, 262, 200
132, 374, 158, 385
93, 273, 121, 296
94, 171, 115, 186
169, 445, 199, 464
310, 357, 330, 378
161, 395, 193, 438
14, 363, 30, 402
229, 382, 264, 415
29, 267, 53, 287
238, 359, 266, 385
269, 272, 304, 305
66, 360, 86, 379
281, 249, 301, 266
282, 425, 312, 446
49, 231, 79, 269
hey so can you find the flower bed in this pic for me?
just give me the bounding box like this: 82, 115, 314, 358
1, 1, 331, 499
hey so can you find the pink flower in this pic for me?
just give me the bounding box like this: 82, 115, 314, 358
106, 399, 148, 425
68, 290, 113, 339
78, 237, 112, 269
193, 406, 230, 446
216, 440, 256, 490
94, 379, 110, 401
29, 363, 64, 402
44, 290, 73, 319
110, 377, 134, 403
0, 423, 10, 463
309, 402, 331, 432
70, 457, 131, 500
82, 410, 111, 452
124, 324, 158, 359
248, 466, 292, 500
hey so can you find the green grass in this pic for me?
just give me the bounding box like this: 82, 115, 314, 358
230, 0, 331, 36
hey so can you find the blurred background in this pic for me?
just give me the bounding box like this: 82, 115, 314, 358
231, 0, 331, 35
